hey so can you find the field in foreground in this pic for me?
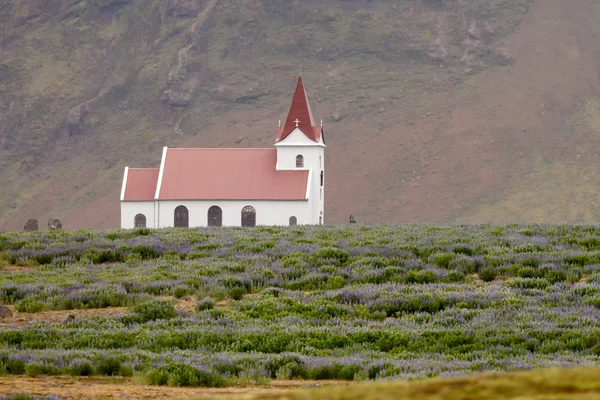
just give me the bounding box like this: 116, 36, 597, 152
1, 367, 600, 399
1, 225, 600, 392
234, 367, 600, 400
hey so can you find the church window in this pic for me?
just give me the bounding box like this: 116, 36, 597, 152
174, 206, 189, 228
134, 214, 146, 228
241, 206, 256, 227
296, 155, 304, 168
320, 171, 324, 187
289, 216, 297, 226
208, 206, 222, 227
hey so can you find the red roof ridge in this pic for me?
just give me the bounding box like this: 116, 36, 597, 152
128, 167, 159, 170
168, 148, 275, 151
277, 77, 321, 143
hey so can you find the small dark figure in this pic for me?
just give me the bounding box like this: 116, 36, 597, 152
0, 304, 12, 320
60, 313, 76, 325
48, 218, 63, 231
349, 215, 356, 224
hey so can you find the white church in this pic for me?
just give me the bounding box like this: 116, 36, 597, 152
120, 77, 326, 229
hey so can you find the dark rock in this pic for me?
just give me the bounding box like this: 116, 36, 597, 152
67, 104, 86, 136
163, 78, 198, 107
95, 0, 130, 7
163, 89, 193, 107
0, 304, 12, 319
24, 219, 38, 232
48, 218, 62, 230
14, 0, 46, 26
167, 0, 202, 17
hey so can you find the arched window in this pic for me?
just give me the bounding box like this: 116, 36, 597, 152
174, 206, 189, 228
241, 206, 256, 227
134, 214, 146, 228
296, 155, 304, 168
289, 216, 297, 226
208, 206, 222, 227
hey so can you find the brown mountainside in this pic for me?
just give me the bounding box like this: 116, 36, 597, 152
1, 0, 600, 230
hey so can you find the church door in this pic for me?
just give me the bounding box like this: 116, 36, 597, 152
174, 206, 189, 228
241, 206, 256, 227
134, 214, 146, 228
208, 206, 222, 227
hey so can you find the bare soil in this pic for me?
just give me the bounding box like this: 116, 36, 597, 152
0, 297, 203, 327
0, 376, 347, 400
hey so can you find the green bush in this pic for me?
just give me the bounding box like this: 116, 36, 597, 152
316, 248, 349, 265
546, 270, 567, 284
196, 298, 215, 311
146, 364, 225, 387
479, 268, 498, 282
326, 276, 346, 290
97, 357, 123, 376
406, 271, 437, 284
431, 253, 455, 268
24, 363, 59, 377
517, 267, 537, 278
453, 246, 475, 256
69, 360, 94, 376
14, 298, 44, 313
444, 271, 466, 283
132, 301, 177, 322
229, 287, 247, 301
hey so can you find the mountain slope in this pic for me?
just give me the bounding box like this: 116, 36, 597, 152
2, 0, 599, 229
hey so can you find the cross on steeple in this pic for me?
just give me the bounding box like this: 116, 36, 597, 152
294, 119, 300, 127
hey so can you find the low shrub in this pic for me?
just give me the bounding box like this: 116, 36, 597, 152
479, 268, 498, 282
132, 301, 177, 322
145, 364, 225, 387
228, 287, 246, 301
14, 298, 44, 313
97, 357, 123, 376
546, 270, 567, 284
196, 298, 215, 311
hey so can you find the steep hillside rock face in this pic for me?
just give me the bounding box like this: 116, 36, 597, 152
3, 0, 599, 229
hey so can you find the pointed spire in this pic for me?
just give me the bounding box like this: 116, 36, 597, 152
277, 77, 319, 142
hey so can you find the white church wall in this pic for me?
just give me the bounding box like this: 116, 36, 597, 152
121, 202, 156, 229
275, 128, 325, 171
274, 129, 325, 224
156, 200, 313, 228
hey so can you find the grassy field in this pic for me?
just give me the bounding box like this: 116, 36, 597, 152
0, 224, 600, 398
230, 367, 600, 400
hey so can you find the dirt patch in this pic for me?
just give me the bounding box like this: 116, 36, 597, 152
0, 264, 37, 272
0, 376, 347, 400
0, 306, 129, 327
0, 297, 214, 327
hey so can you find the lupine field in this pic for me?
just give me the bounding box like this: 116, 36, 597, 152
1, 224, 600, 389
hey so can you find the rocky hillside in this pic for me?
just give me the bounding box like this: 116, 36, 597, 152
2, 0, 600, 229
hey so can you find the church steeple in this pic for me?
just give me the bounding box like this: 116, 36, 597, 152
276, 77, 322, 143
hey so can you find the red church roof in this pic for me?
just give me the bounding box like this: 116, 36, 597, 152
276, 77, 323, 143
156, 148, 309, 201
123, 168, 159, 201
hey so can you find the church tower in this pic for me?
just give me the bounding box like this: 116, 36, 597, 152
275, 77, 326, 224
